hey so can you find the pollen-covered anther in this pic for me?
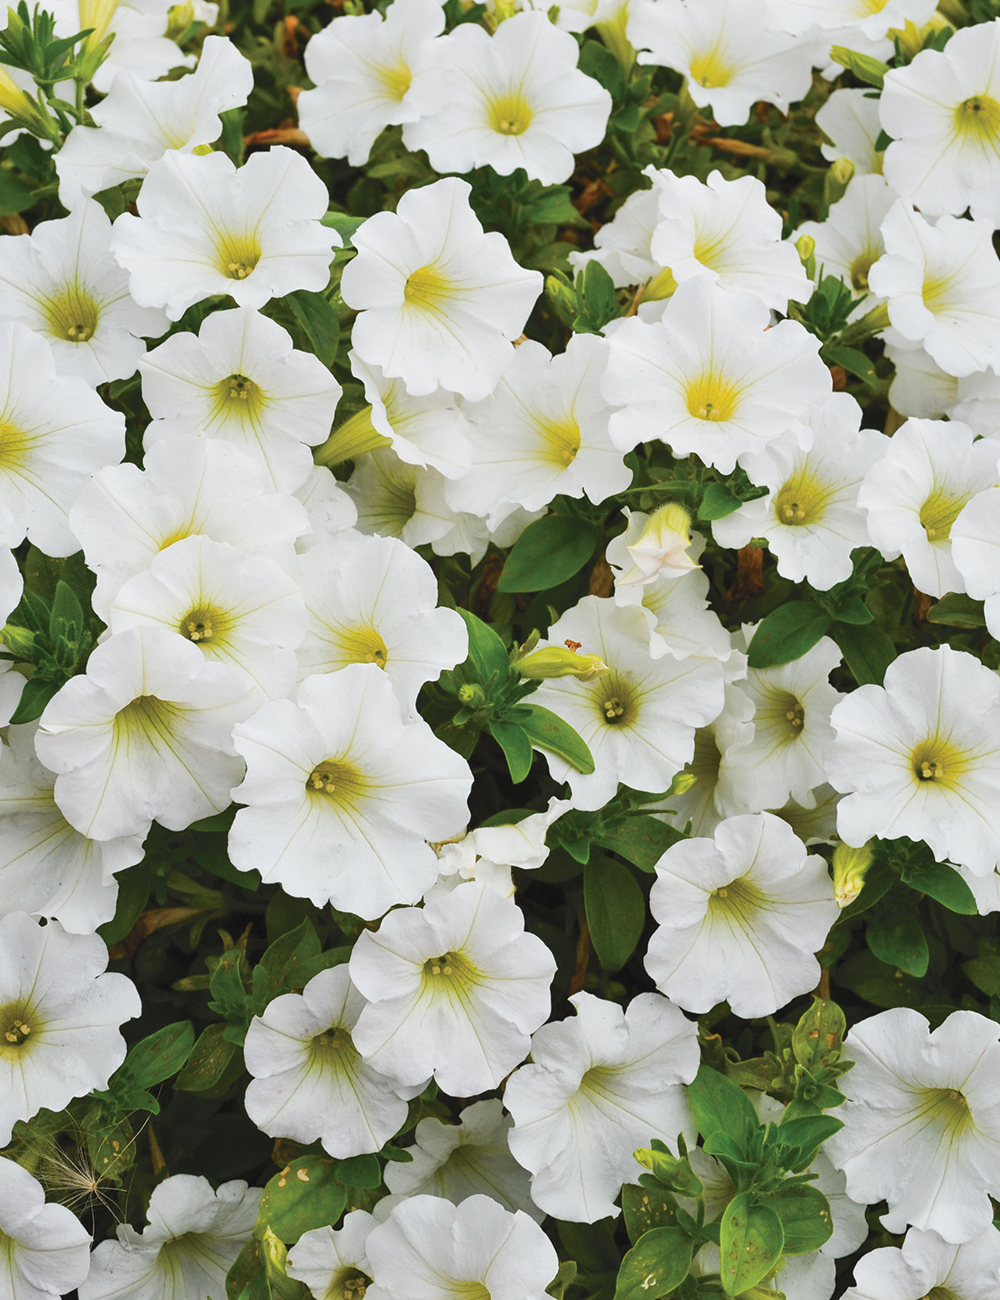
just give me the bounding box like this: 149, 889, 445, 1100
603, 696, 625, 720
919, 759, 945, 780
786, 703, 804, 729
4, 1017, 31, 1044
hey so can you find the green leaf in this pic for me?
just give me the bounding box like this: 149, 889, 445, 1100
762, 1185, 833, 1256
829, 45, 889, 87
97, 861, 152, 946
0, 169, 34, 215
829, 621, 895, 686
251, 919, 324, 1011
823, 344, 878, 393
577, 259, 618, 332
489, 719, 534, 783
963, 954, 1000, 997
518, 702, 594, 773
592, 812, 682, 874
9, 676, 57, 725
124, 1021, 195, 1089
336, 1153, 381, 1187
257, 1154, 347, 1244
829, 594, 874, 626
699, 483, 743, 521
521, 185, 589, 228
719, 1194, 784, 1296
614, 1227, 693, 1300
454, 607, 510, 682
867, 904, 929, 978
497, 514, 598, 593
321, 210, 368, 245
687, 1065, 759, 1152
284, 290, 339, 368
583, 852, 646, 971
175, 1023, 242, 1095
791, 998, 846, 1072
558, 1219, 620, 1274
927, 592, 987, 627
746, 603, 832, 670
622, 1183, 679, 1244
774, 1114, 843, 1169
900, 859, 977, 915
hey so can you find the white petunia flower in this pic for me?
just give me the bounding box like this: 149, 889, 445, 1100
341, 177, 542, 402
0, 322, 125, 558
445, 333, 631, 525
350, 882, 555, 1096
295, 530, 467, 715
430, 798, 571, 900
244, 965, 419, 1158
796, 174, 896, 319
725, 633, 844, 813
602, 277, 831, 472
858, 417, 999, 598
229, 664, 472, 919
713, 393, 886, 590
816, 87, 884, 176
651, 652, 756, 838
403, 12, 611, 186
828, 644, 1000, 877
347, 446, 541, 566
868, 202, 1000, 379
950, 368, 1000, 441
0, 199, 166, 385
505, 991, 699, 1223
766, 0, 934, 41
881, 19, 1000, 227
49, 0, 188, 93
287, 1212, 376, 1300
294, 465, 358, 551
110, 147, 338, 320
628, 0, 818, 127
842, 1225, 1000, 1300
0, 911, 140, 1146
140, 306, 342, 494
79, 1174, 261, 1300
365, 1194, 558, 1300
826, 1007, 1000, 1242
886, 342, 959, 420
36, 626, 252, 842
55, 35, 253, 206
570, 165, 667, 288
383, 1098, 539, 1220
0, 723, 142, 933
351, 353, 471, 480
107, 535, 307, 705
70, 436, 308, 621
610, 504, 699, 589
608, 522, 731, 661
0, 1154, 91, 1300
298, 0, 446, 167
530, 596, 725, 811
645, 812, 839, 1018
650, 169, 810, 312
952, 485, 1000, 641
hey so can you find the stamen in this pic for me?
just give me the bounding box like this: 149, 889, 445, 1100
4, 1017, 31, 1044
603, 696, 625, 720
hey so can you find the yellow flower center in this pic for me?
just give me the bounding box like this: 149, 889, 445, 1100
919, 486, 969, 542
849, 250, 877, 292
535, 415, 581, 467
593, 676, 636, 727
0, 417, 37, 470
689, 47, 732, 89
326, 624, 389, 670
113, 695, 181, 752
1, 1007, 32, 1047
921, 272, 955, 315
305, 757, 369, 808
376, 61, 412, 101
311, 1025, 351, 1054
214, 372, 265, 419
218, 233, 262, 281
774, 469, 830, 527
955, 95, 1000, 144
708, 875, 765, 923
916, 1087, 973, 1139
179, 604, 227, 645
488, 91, 532, 136
422, 950, 480, 998
757, 690, 807, 744
43, 284, 100, 343
911, 736, 969, 788
403, 264, 454, 311
685, 372, 739, 423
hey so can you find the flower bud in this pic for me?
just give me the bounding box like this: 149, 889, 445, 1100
832, 840, 874, 908
618, 503, 698, 586
517, 646, 609, 682
1, 624, 35, 658
643, 265, 679, 303
458, 683, 487, 707
824, 157, 855, 208
313, 405, 391, 467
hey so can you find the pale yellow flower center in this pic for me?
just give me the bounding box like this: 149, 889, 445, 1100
954, 95, 1000, 145
376, 61, 412, 101
774, 470, 830, 527
43, 284, 100, 343
594, 676, 636, 727
849, 249, 878, 292
919, 486, 969, 543
535, 415, 581, 467
708, 875, 765, 923
911, 736, 969, 788
689, 46, 732, 89
218, 233, 262, 281
488, 91, 532, 136
328, 624, 389, 669
1, 1005, 32, 1047
305, 758, 369, 808
685, 372, 739, 423
179, 603, 228, 645
214, 372, 265, 422
403, 265, 454, 311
